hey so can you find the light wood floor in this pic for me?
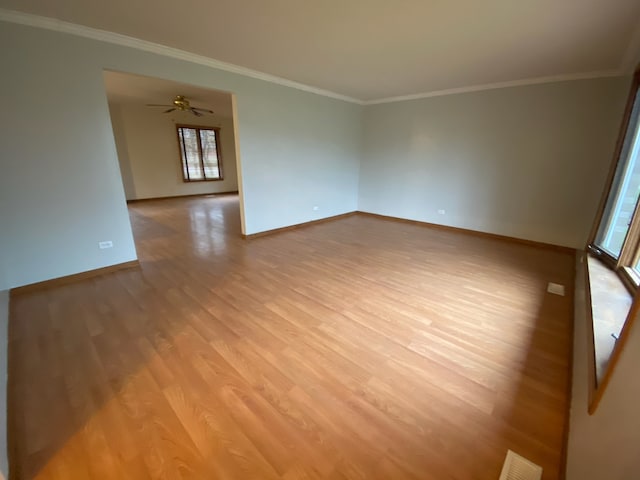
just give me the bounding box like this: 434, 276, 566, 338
9, 195, 574, 480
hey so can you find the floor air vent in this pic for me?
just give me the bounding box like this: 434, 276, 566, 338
499, 450, 543, 480
546, 282, 565, 296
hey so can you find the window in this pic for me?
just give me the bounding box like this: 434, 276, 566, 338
586, 67, 640, 414
590, 68, 640, 289
176, 125, 223, 182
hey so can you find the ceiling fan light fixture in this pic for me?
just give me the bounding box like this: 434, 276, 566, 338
146, 95, 214, 116
173, 95, 189, 110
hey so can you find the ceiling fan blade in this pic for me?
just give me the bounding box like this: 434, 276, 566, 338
164, 108, 176, 113
192, 107, 214, 114
191, 109, 203, 117
146, 104, 173, 107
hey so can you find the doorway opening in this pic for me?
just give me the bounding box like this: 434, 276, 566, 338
102, 70, 246, 251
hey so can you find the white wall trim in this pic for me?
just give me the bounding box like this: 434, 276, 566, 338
0, 8, 632, 107
363, 70, 624, 105
0, 8, 363, 105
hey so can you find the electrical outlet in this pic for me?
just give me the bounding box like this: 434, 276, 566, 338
437, 209, 446, 215
313, 206, 319, 211
99, 241, 113, 249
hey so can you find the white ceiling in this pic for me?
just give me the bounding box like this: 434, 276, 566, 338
103, 71, 234, 118
2, 0, 640, 101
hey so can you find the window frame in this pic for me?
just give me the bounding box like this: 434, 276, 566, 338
586, 65, 640, 414
588, 66, 640, 293
175, 124, 224, 183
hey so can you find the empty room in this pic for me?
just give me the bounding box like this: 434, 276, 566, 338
1, 1, 639, 480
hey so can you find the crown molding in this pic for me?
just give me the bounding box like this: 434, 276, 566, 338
0, 9, 364, 105
363, 70, 624, 105
0, 8, 633, 107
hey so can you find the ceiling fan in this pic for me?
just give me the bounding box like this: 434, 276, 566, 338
146, 95, 213, 116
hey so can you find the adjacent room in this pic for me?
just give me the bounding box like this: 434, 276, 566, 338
103, 70, 244, 248
103, 71, 240, 204
1, 1, 640, 480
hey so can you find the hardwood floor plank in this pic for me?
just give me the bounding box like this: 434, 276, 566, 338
9, 195, 573, 479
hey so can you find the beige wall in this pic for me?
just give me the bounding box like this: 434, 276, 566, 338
108, 103, 238, 200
